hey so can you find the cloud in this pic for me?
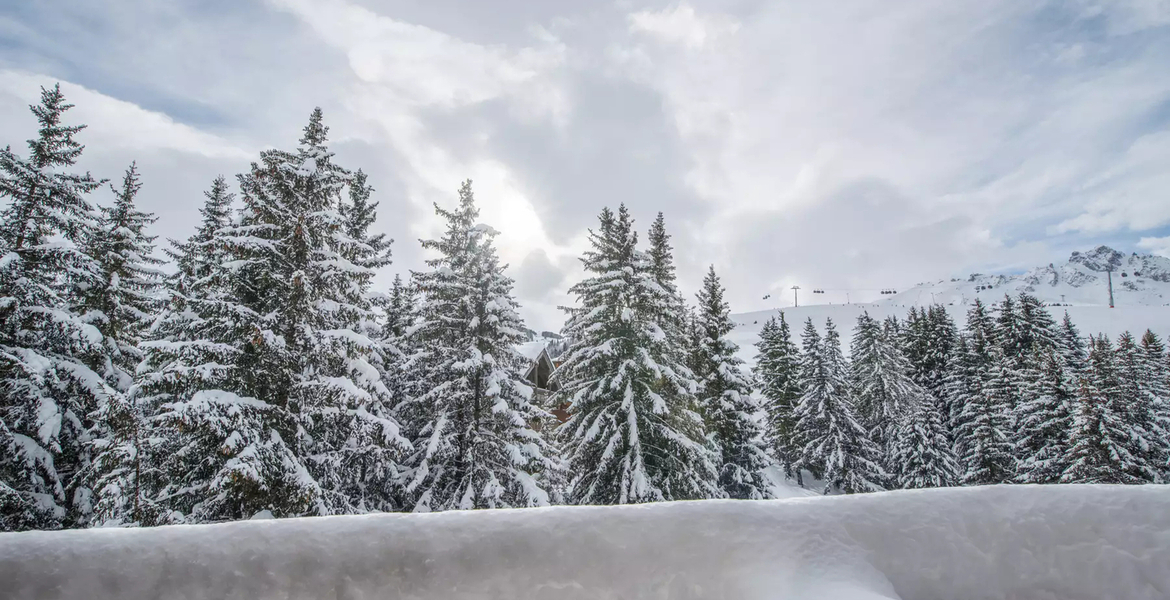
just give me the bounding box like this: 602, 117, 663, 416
628, 3, 739, 49
0, 70, 250, 160
718, 177, 1048, 307
1138, 235, 1170, 258
266, 0, 578, 295
0, 69, 256, 258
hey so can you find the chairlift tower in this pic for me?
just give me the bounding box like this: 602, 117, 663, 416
791, 285, 801, 308
1107, 270, 1115, 308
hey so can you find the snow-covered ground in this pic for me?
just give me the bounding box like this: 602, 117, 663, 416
730, 304, 1170, 366
1, 485, 1167, 600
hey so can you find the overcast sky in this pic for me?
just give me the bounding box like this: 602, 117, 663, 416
2, 0, 1170, 332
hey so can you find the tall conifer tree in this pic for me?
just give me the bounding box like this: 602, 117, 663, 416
1062, 336, 1144, 484
694, 266, 775, 498
850, 312, 921, 455
754, 313, 802, 475
794, 318, 885, 494
1114, 332, 1164, 483
556, 206, 716, 504
400, 181, 554, 511
231, 108, 409, 514
1015, 348, 1076, 483
82, 163, 165, 526
0, 85, 110, 529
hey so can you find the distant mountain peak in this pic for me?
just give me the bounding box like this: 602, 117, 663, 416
878, 246, 1170, 308
1069, 245, 1125, 272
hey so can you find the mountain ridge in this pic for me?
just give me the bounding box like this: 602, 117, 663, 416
878, 245, 1170, 308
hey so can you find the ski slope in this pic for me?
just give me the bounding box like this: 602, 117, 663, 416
1, 485, 1167, 600
729, 303, 1170, 366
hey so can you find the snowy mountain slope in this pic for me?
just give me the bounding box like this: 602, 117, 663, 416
729, 303, 1170, 366
1, 485, 1167, 600
879, 246, 1170, 308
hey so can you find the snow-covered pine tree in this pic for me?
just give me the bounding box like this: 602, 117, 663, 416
993, 294, 1023, 361
889, 394, 959, 489
1015, 293, 1058, 357
898, 307, 926, 375
883, 315, 901, 339
165, 176, 233, 292
850, 311, 921, 457
1113, 332, 1164, 483
644, 212, 712, 490
753, 313, 802, 476
80, 163, 166, 526
948, 299, 994, 460
77, 163, 163, 389
555, 205, 716, 504
231, 108, 409, 514
794, 318, 885, 494
794, 319, 823, 479
399, 180, 554, 511
1139, 330, 1170, 480
958, 346, 1018, 485
1056, 311, 1088, 375
1014, 348, 1075, 484
134, 176, 316, 523
646, 212, 690, 356
993, 294, 1057, 444
0, 84, 112, 530
693, 266, 775, 499
683, 305, 706, 381
380, 274, 417, 410
1062, 335, 1144, 484
918, 306, 959, 422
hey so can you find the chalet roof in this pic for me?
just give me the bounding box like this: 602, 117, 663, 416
515, 340, 549, 361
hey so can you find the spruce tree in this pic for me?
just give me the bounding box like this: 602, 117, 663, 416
899, 307, 926, 378
753, 313, 802, 475
890, 396, 959, 489
1016, 293, 1057, 357
1139, 330, 1170, 480
380, 274, 417, 411
134, 176, 316, 523
917, 305, 959, 425
1056, 312, 1088, 375
948, 299, 994, 462
646, 212, 689, 351
400, 181, 554, 511
993, 294, 1025, 361
850, 311, 921, 455
1015, 348, 1075, 483
0, 84, 111, 529
958, 347, 1018, 485
694, 266, 775, 499
1062, 336, 1144, 484
556, 205, 716, 504
1114, 332, 1164, 482
231, 108, 409, 514
794, 318, 885, 494
81, 163, 166, 526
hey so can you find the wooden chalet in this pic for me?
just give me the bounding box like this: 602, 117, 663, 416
519, 344, 570, 423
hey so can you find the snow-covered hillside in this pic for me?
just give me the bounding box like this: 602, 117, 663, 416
1, 485, 1167, 600
881, 245, 1170, 308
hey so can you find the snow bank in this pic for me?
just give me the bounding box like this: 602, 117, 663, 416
1, 485, 1167, 600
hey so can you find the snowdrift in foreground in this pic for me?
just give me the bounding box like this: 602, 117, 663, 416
2, 485, 1168, 600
